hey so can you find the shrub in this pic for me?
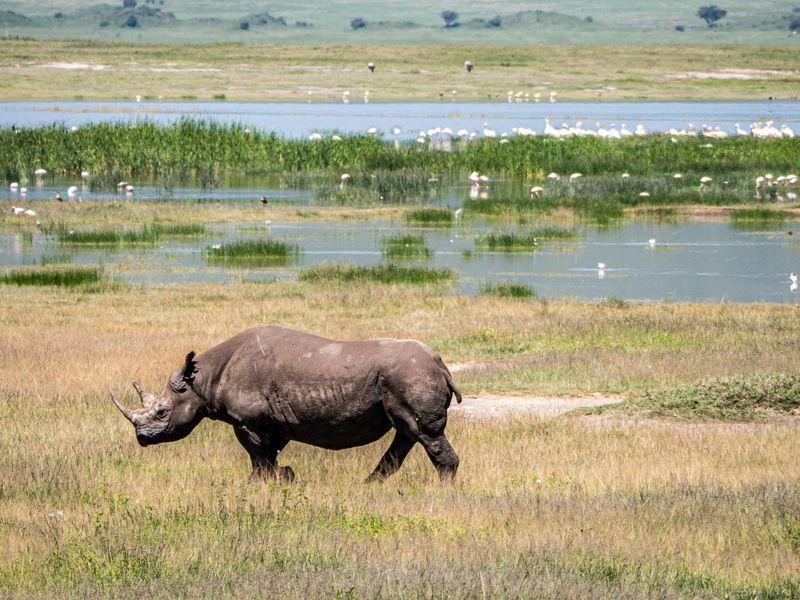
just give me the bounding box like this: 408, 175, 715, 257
123, 0, 137, 7
240, 20, 249, 30
488, 16, 501, 27
790, 17, 800, 32
350, 17, 366, 29
54, 12, 64, 18
125, 15, 138, 27
675, 24, 685, 31
441, 10, 459, 28
697, 5, 727, 27
481, 282, 536, 299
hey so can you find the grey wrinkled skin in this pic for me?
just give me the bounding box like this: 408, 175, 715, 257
112, 326, 462, 482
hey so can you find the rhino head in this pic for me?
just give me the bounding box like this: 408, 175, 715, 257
112, 351, 206, 446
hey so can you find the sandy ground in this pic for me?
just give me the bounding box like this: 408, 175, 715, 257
452, 394, 623, 419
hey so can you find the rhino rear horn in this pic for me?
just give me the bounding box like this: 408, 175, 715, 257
132, 381, 156, 407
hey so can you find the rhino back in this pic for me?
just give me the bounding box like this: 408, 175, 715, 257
203, 327, 444, 448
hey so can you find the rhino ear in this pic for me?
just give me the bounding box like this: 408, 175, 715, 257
182, 351, 198, 383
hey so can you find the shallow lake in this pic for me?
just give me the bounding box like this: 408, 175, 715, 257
2, 216, 799, 303
2, 100, 798, 138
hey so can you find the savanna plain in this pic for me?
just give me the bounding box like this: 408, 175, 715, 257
2, 15, 800, 597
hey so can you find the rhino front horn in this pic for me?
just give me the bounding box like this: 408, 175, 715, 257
111, 393, 134, 424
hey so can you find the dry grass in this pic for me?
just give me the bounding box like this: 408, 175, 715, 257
1, 41, 799, 101
1, 283, 800, 596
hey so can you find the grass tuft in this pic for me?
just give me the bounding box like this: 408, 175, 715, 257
299, 263, 454, 285
206, 239, 299, 264
381, 234, 431, 259
481, 282, 537, 299
404, 208, 454, 226
0, 265, 105, 287
476, 228, 578, 251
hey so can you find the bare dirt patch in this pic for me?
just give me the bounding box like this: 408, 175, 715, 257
453, 393, 623, 419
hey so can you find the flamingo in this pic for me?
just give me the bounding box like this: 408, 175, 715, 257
530, 186, 544, 198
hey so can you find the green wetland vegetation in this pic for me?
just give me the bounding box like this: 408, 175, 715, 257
0, 264, 105, 287
380, 233, 432, 259
206, 239, 299, 264
299, 263, 454, 285
1, 121, 798, 185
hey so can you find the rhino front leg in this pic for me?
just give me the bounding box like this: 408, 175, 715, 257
233, 425, 294, 482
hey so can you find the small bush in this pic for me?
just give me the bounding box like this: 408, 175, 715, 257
123, 0, 137, 7
125, 15, 138, 27
350, 17, 366, 30
240, 20, 249, 30
675, 24, 685, 31
54, 12, 64, 18
488, 16, 501, 27
441, 10, 459, 28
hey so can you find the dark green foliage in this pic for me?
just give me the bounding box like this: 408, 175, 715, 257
697, 5, 727, 27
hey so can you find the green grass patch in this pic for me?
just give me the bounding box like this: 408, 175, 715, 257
481, 282, 537, 299
729, 208, 789, 229
0, 264, 105, 287
476, 228, 579, 251
299, 263, 454, 285
381, 234, 431, 259
53, 223, 205, 245
206, 239, 299, 264
404, 208, 454, 226
586, 373, 800, 422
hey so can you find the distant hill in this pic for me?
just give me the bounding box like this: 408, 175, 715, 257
0, 0, 797, 44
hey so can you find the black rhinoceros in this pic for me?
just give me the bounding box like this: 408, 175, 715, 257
112, 326, 461, 481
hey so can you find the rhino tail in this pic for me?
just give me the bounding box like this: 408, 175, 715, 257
437, 359, 462, 404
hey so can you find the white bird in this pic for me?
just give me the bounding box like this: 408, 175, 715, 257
547, 172, 561, 182
309, 132, 322, 141
639, 191, 651, 197
135, 94, 142, 103
11, 206, 25, 215
791, 273, 798, 284
81, 171, 89, 178
674, 173, 683, 179
454, 208, 464, 219
67, 186, 78, 196
340, 173, 351, 182
699, 176, 713, 186
468, 172, 480, 183
478, 175, 489, 183
331, 135, 342, 141
34, 168, 47, 177
9, 182, 18, 190
23, 209, 36, 217
621, 172, 630, 179
530, 186, 544, 198
648, 238, 656, 247
634, 124, 647, 136
392, 127, 401, 136
569, 173, 583, 182
780, 124, 795, 138
367, 127, 378, 135
598, 262, 606, 270
20, 187, 27, 196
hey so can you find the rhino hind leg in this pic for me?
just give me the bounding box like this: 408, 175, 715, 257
366, 430, 416, 482
377, 380, 460, 481
234, 425, 293, 482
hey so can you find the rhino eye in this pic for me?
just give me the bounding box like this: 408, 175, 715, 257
156, 408, 168, 419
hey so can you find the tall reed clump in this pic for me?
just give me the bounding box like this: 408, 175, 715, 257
206, 239, 299, 264
0, 265, 105, 287
476, 228, 579, 251
1, 121, 797, 181
299, 263, 454, 285
405, 208, 455, 226
381, 234, 432, 259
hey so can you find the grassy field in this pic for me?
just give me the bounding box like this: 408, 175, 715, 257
1, 282, 800, 596
0, 41, 799, 101
1, 0, 798, 44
